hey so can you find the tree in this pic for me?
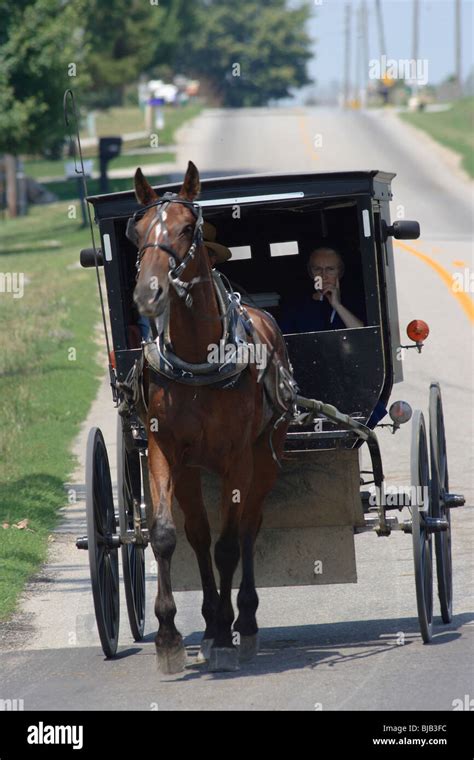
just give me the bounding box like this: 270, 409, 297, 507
0, 0, 89, 158
82, 0, 167, 109
0, 0, 89, 215
176, 0, 313, 107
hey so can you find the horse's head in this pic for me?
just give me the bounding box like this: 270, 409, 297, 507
132, 161, 203, 318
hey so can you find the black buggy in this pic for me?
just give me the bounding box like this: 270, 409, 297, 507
76, 169, 465, 657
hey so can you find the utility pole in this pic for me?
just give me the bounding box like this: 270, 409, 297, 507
455, 0, 462, 97
412, 0, 420, 98
374, 0, 386, 58
360, 0, 369, 107
355, 3, 361, 107
343, 2, 352, 107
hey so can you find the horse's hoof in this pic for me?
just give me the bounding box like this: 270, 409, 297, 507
156, 644, 187, 674
208, 647, 240, 672
238, 633, 259, 662
196, 638, 214, 664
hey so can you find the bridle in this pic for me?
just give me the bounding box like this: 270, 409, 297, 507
127, 192, 205, 307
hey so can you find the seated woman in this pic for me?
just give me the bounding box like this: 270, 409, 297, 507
279, 246, 364, 333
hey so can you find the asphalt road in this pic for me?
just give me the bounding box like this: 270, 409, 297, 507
0, 106, 473, 712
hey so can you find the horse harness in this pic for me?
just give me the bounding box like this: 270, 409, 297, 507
120, 195, 299, 443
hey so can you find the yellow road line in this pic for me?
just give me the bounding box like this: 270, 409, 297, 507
394, 240, 474, 324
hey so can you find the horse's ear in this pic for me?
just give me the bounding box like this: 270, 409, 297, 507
178, 160, 201, 201
134, 167, 159, 206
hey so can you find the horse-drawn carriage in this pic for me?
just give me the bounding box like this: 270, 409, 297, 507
76, 164, 465, 671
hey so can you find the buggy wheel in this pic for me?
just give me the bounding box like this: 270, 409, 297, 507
117, 417, 146, 641
410, 410, 433, 644
429, 383, 452, 623
86, 427, 120, 658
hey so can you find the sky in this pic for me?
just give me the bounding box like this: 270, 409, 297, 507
302, 0, 474, 96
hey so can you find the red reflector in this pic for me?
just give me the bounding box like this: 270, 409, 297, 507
109, 350, 116, 369
406, 319, 429, 343
389, 401, 412, 424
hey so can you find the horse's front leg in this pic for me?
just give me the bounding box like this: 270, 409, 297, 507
174, 468, 219, 663
209, 455, 253, 672
147, 436, 185, 674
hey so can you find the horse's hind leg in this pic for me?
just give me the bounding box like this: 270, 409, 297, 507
208, 456, 252, 672
148, 441, 186, 674
234, 426, 285, 662
174, 468, 219, 663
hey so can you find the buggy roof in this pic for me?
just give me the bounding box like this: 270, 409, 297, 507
86, 169, 396, 222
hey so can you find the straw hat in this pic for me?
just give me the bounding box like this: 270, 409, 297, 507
203, 221, 232, 263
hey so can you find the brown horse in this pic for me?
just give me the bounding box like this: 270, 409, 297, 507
132, 162, 294, 673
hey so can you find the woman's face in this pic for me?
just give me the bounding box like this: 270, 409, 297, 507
308, 249, 343, 290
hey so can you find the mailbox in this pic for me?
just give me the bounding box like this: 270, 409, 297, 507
98, 136, 122, 193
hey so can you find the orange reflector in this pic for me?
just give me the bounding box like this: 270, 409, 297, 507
109, 350, 116, 369
406, 319, 429, 343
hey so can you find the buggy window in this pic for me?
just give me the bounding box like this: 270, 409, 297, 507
210, 198, 368, 332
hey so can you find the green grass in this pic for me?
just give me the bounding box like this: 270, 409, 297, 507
0, 203, 103, 620
24, 152, 176, 181
86, 102, 203, 144
40, 173, 170, 202
399, 98, 474, 177
23, 102, 203, 180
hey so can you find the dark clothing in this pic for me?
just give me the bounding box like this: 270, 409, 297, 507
279, 293, 360, 334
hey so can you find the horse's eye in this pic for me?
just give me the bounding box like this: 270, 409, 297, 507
183, 224, 194, 236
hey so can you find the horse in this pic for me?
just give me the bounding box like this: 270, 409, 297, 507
131, 161, 296, 673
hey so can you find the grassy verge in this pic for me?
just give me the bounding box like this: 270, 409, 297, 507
24, 101, 204, 181
0, 100, 203, 620
399, 98, 474, 177
88, 101, 203, 144
24, 152, 175, 181
39, 174, 170, 203
0, 204, 102, 620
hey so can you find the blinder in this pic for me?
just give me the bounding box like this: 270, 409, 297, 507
125, 215, 140, 246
